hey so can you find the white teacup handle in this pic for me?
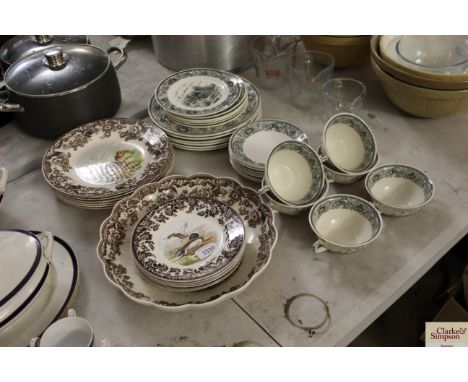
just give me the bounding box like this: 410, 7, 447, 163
29, 337, 40, 347
67, 308, 77, 317
0, 167, 7, 190
36, 231, 54, 264
318, 154, 327, 163
313, 240, 328, 254
258, 185, 270, 195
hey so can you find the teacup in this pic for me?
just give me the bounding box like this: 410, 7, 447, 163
30, 309, 94, 347
260, 141, 325, 206
0, 167, 7, 205
309, 194, 383, 254
318, 146, 379, 185
262, 177, 329, 215
365, 164, 434, 216
321, 113, 377, 175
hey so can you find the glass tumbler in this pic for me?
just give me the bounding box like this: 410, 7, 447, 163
322, 77, 366, 116
287, 50, 335, 109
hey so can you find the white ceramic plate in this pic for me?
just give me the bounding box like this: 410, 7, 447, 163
0, 233, 79, 346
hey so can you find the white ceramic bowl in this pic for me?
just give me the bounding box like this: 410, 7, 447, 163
262, 141, 325, 206
365, 163, 434, 216
0, 230, 53, 328
322, 113, 377, 175
261, 177, 329, 215
308, 194, 383, 254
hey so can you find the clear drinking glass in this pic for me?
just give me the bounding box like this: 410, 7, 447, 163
252, 36, 301, 89
322, 77, 366, 116
287, 50, 335, 109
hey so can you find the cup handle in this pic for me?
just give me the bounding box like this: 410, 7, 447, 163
258, 185, 270, 195
318, 154, 327, 163
29, 337, 40, 347
313, 240, 328, 254
36, 231, 54, 264
0, 167, 7, 191
67, 308, 77, 317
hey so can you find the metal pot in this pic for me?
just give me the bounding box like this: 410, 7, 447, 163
0, 44, 126, 139
151, 35, 254, 72
0, 35, 90, 73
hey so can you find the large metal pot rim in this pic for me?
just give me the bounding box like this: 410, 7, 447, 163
3, 44, 118, 99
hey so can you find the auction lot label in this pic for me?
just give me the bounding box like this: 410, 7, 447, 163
425, 322, 468, 347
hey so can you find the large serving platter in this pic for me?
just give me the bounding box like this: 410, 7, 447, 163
42, 119, 174, 209
97, 174, 277, 311
149, 80, 261, 140
0, 232, 79, 347
155, 68, 245, 118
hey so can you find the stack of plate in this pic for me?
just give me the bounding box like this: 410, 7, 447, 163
42, 118, 174, 209
97, 174, 277, 311
131, 197, 246, 292
149, 68, 261, 151
229, 120, 309, 182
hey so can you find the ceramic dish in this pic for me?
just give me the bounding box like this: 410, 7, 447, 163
0, 167, 6, 205
370, 36, 468, 90
309, 194, 383, 254
42, 119, 173, 208
262, 141, 325, 206
261, 177, 329, 215
149, 81, 260, 139
0, 230, 53, 328
365, 164, 434, 216
371, 56, 468, 118
229, 120, 308, 171
97, 174, 277, 311
155, 68, 244, 118
318, 146, 379, 185
132, 197, 246, 285
380, 35, 468, 76
322, 113, 377, 174
0, 232, 79, 347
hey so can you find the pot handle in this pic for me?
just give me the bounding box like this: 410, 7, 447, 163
313, 240, 328, 254
107, 46, 127, 71
0, 103, 24, 113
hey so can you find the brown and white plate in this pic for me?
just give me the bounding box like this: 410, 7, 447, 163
132, 196, 245, 285
42, 119, 173, 202
97, 174, 277, 311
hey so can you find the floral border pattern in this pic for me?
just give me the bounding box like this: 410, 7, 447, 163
325, 114, 376, 172
97, 174, 277, 309
42, 119, 172, 199
132, 197, 245, 281
366, 164, 434, 201
149, 79, 261, 138
230, 120, 309, 169
155, 68, 243, 117
268, 141, 325, 205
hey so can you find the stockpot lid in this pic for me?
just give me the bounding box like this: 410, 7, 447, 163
0, 35, 89, 67
0, 230, 42, 304
4, 44, 111, 97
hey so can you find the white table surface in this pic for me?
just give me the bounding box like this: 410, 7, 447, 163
1, 36, 467, 346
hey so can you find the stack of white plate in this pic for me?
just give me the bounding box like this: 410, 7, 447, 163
149, 68, 261, 151
229, 120, 309, 182
42, 118, 174, 210
131, 196, 246, 292
0, 230, 79, 346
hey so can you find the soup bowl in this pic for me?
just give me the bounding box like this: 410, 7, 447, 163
261, 177, 329, 215
365, 163, 434, 216
321, 113, 377, 175
260, 141, 325, 206
309, 194, 383, 254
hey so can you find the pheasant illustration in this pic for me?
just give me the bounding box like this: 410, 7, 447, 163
167, 232, 206, 260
